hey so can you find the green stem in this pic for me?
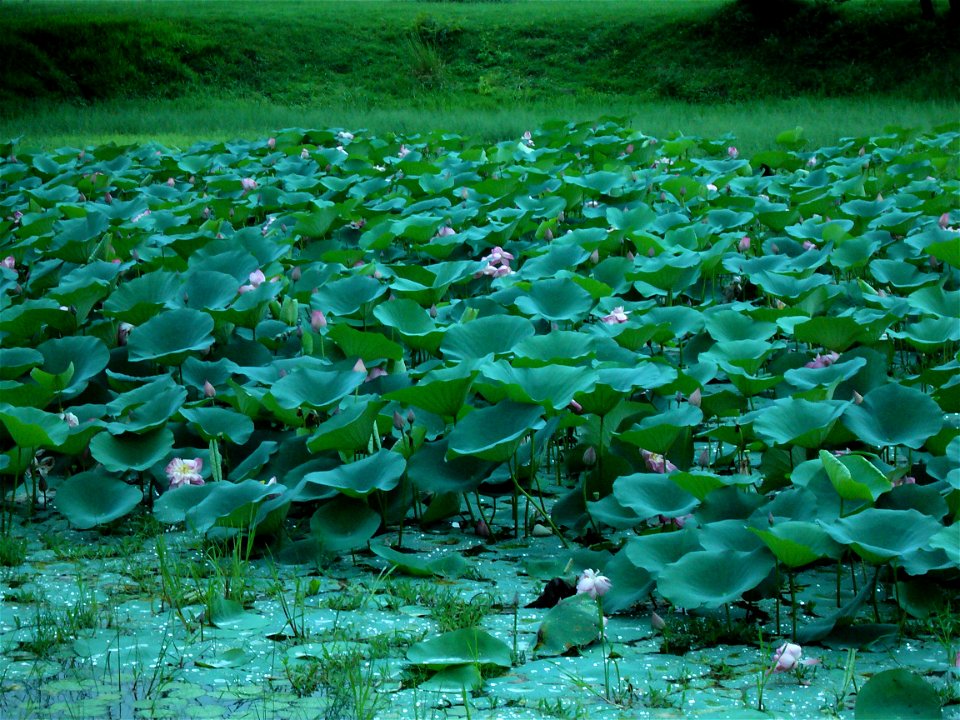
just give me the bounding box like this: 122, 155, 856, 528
597, 596, 610, 701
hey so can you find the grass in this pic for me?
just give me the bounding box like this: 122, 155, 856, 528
1, 0, 958, 150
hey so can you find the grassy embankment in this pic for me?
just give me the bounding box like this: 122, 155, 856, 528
0, 0, 958, 149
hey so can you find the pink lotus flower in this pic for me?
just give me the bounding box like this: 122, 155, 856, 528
805, 351, 840, 369
522, 130, 535, 147
939, 213, 951, 229
727, 146, 739, 159
267, 137, 276, 149
366, 366, 388, 382
600, 306, 630, 324
807, 157, 818, 168
1, 256, 14, 270
166, 457, 204, 489
483, 246, 514, 266
241, 177, 258, 192
398, 145, 410, 159
436, 226, 456, 237
300, 148, 310, 159
739, 235, 752, 252
59, 412, 79, 428
12, 210, 23, 224
770, 642, 818, 674
642, 449, 677, 474
802, 240, 816, 251
238, 268, 267, 294
576, 569, 612, 599
310, 310, 327, 331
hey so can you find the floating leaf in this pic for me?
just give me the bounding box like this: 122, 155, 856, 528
842, 383, 944, 449
657, 549, 775, 609
55, 471, 143, 529
854, 669, 942, 720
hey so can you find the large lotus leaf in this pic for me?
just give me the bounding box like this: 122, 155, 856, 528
89, 427, 173, 473
668, 471, 734, 501
793, 316, 876, 352
309, 496, 380, 552
703, 309, 778, 342
657, 549, 775, 609
105, 376, 187, 434
854, 669, 942, 720
631, 251, 701, 295
327, 323, 404, 362
447, 401, 545, 462
306, 398, 383, 455
0, 348, 44, 380
619, 404, 703, 455
229, 440, 279, 482
371, 544, 467, 578
178, 270, 241, 311
36, 336, 109, 399
869, 259, 938, 290
842, 383, 943, 449
477, 362, 598, 412
49, 260, 121, 312
372, 299, 444, 352
300, 450, 405, 498
749, 521, 842, 568
407, 438, 496, 494
753, 398, 847, 448
267, 367, 365, 411
407, 627, 512, 669
890, 317, 960, 352
823, 508, 942, 564
127, 308, 215, 365
819, 450, 892, 503
55, 471, 143, 529
926, 236, 960, 269
152, 482, 213, 524
101, 271, 181, 324
751, 270, 833, 299
513, 277, 594, 322
185, 479, 285, 533
783, 356, 866, 391
700, 339, 782, 376
623, 527, 702, 575
179, 406, 255, 444
441, 315, 535, 361
419, 664, 483, 692
385, 372, 476, 420
313, 274, 386, 316
599, 549, 655, 613
0, 404, 70, 448
532, 592, 603, 656
612, 473, 699, 520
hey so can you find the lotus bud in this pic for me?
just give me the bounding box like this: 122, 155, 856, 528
852, 390, 864, 405
930, 255, 940, 269
310, 310, 327, 331
166, 177, 175, 187
291, 266, 302, 281
626, 250, 635, 261
429, 304, 438, 318
739, 235, 751, 252
393, 410, 405, 431
406, 409, 416, 425
1, 256, 14, 270
475, 519, 491, 539
697, 447, 710, 467
104, 192, 113, 204
203, 380, 216, 398
939, 213, 950, 229
300, 148, 310, 159
568, 399, 583, 414
583, 447, 597, 466
770, 243, 779, 254
727, 146, 739, 159
544, 227, 553, 242
352, 358, 367, 374
679, 185, 686, 197
689, 388, 702, 408
557, 211, 565, 223
858, 146, 866, 156
117, 322, 134, 346
651, 611, 666, 631
267, 137, 276, 149
590, 249, 600, 264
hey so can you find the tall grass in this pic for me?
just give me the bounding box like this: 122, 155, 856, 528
4, 96, 958, 153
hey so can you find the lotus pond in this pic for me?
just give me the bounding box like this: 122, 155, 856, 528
0, 120, 958, 719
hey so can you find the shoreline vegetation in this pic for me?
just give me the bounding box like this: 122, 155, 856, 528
1, 0, 958, 149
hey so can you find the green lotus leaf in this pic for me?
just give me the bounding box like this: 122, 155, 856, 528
700, 339, 782, 376
753, 398, 847, 448
619, 405, 703, 455
180, 406, 255, 444
102, 271, 181, 324
600, 549, 655, 613
823, 508, 942, 564
0, 299, 75, 342
890, 317, 960, 352
0, 403, 71, 448
703, 309, 777, 342
841, 383, 944, 449
55, 471, 143, 529
306, 398, 384, 455
300, 450, 405, 498
408, 627, 512, 669
793, 316, 877, 352
127, 308, 215, 365
631, 251, 701, 295
657, 549, 775, 609
854, 669, 942, 720
89, 427, 173, 473
514, 330, 598, 365
185, 479, 285, 534
749, 521, 842, 568
312, 274, 386, 317
407, 438, 496, 494
0, 348, 44, 380
623, 527, 703, 575
783, 356, 866, 391
105, 376, 187, 434
371, 543, 467, 578
419, 664, 483, 692
532, 592, 603, 656
513, 277, 595, 322
309, 496, 380, 552
373, 298, 444, 352
385, 370, 476, 420
447, 401, 545, 462
819, 450, 892, 503
36, 336, 109, 399
440, 315, 535, 360
267, 367, 365, 411
477, 362, 598, 412
178, 270, 241, 311
869, 259, 938, 290
926, 236, 960, 269
612, 473, 699, 519
327, 323, 405, 362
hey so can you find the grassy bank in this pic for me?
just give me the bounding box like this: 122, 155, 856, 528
1, 0, 957, 149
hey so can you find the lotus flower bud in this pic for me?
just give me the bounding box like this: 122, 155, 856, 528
429, 304, 438, 318
301, 148, 310, 159
203, 380, 216, 398
267, 137, 276, 149
117, 322, 134, 346
583, 447, 597, 466
352, 358, 367, 374
590, 249, 600, 264
739, 235, 751, 252
310, 310, 327, 331
393, 410, 405, 431
651, 611, 666, 630
291, 266, 302, 281
727, 146, 739, 159
939, 213, 951, 229
104, 192, 113, 204
475, 519, 491, 539
166, 177, 175, 187
406, 409, 416, 424
568, 399, 583, 414
689, 388, 702, 408
697, 447, 710, 467
1, 256, 14, 270
852, 390, 864, 405
544, 227, 553, 242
